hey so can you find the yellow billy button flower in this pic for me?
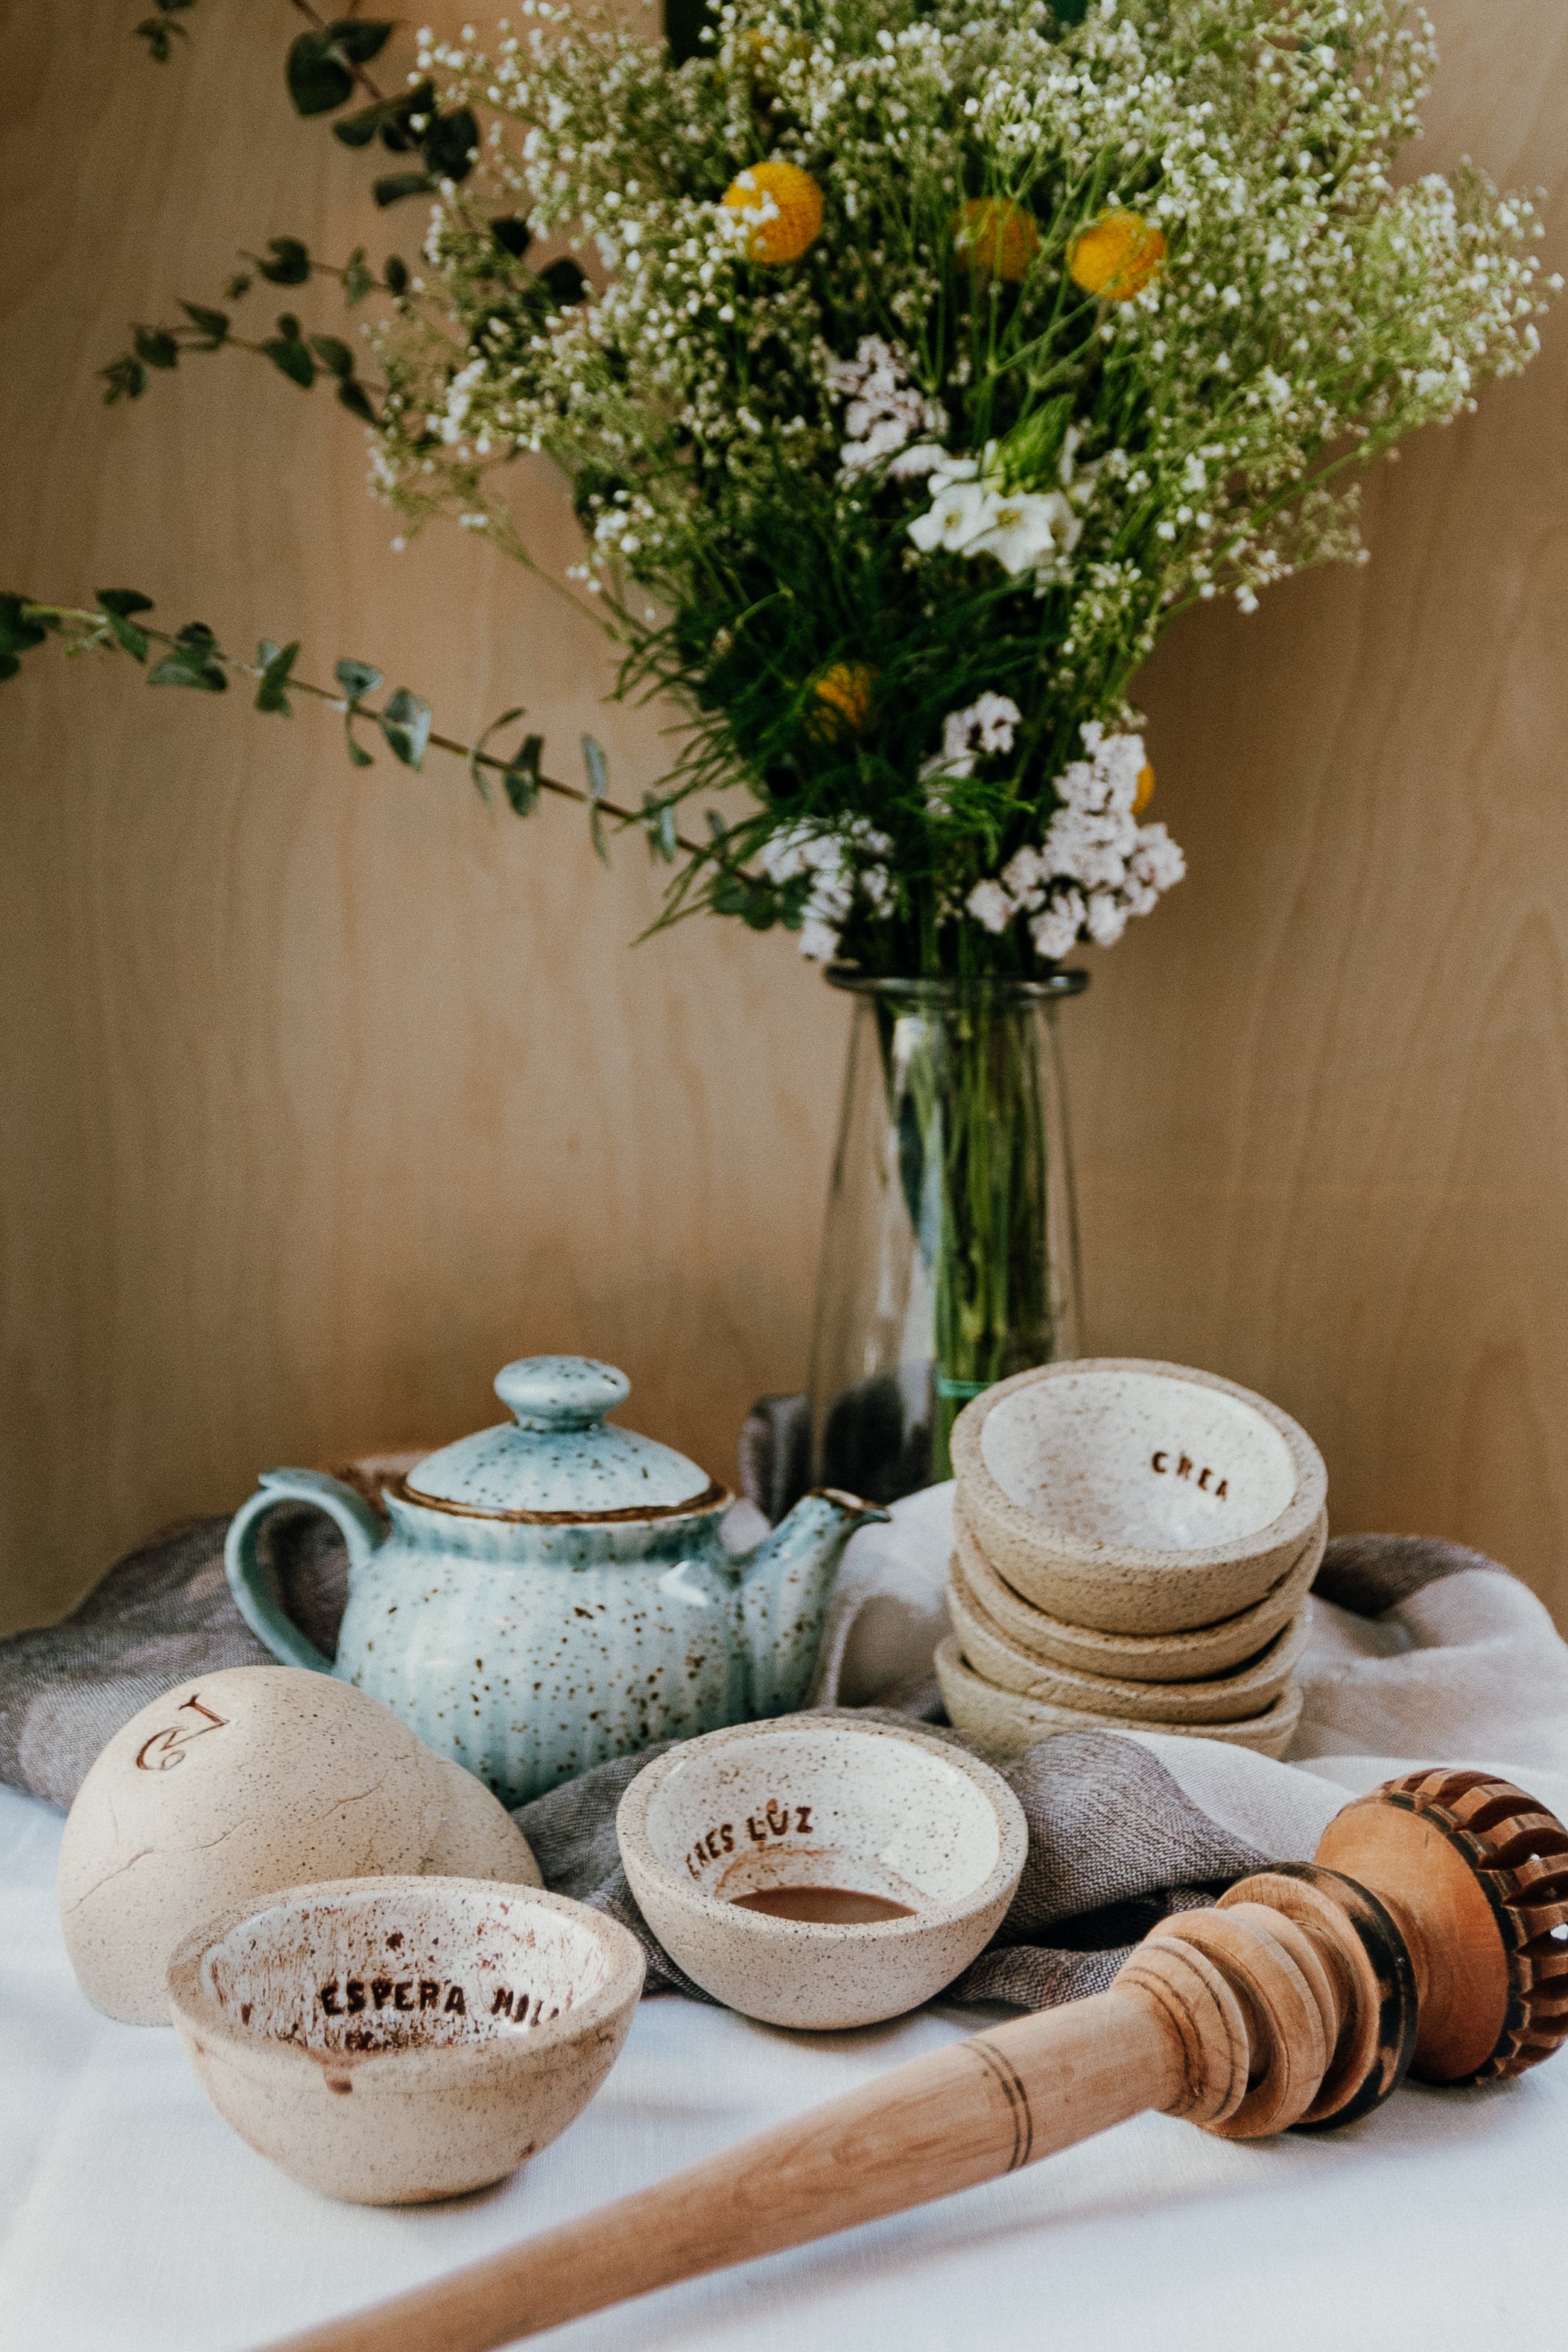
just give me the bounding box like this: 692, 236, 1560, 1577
953, 197, 1040, 285
1134, 762, 1155, 816
1069, 209, 1167, 302
722, 162, 824, 265
810, 662, 878, 740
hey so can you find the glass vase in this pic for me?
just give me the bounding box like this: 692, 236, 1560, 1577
807, 971, 1086, 1503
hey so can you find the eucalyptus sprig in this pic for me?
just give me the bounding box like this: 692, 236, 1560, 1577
0, 594, 699, 866
136, 0, 198, 63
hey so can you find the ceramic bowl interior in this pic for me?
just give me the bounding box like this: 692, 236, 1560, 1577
195, 1880, 620, 2055
639, 1722, 1011, 1921
979, 1366, 1298, 1552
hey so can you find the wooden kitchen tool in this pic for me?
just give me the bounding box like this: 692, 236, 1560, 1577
261, 1769, 1568, 2352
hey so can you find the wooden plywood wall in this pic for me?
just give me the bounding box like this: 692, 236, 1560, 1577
4, 1, 1567, 1636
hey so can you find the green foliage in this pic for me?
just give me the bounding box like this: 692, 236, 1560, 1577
255, 238, 311, 288
136, 0, 197, 64
469, 706, 544, 814
101, 245, 378, 421
379, 685, 433, 768
0, 595, 48, 682
149, 622, 226, 692
262, 317, 316, 387
583, 736, 611, 864
287, 21, 393, 117
255, 639, 299, 714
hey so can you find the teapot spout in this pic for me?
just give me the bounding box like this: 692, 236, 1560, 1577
734, 1487, 889, 1719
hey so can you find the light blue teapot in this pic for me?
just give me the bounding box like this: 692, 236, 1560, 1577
224, 1355, 885, 1804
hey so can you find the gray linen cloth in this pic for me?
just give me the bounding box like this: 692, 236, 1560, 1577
0, 1454, 1549, 2012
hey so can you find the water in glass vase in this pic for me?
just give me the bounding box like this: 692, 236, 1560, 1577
807, 972, 1085, 1503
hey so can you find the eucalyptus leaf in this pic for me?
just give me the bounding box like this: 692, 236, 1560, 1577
378, 685, 432, 769
97, 590, 155, 618
148, 625, 226, 692
539, 259, 589, 307
327, 19, 394, 66
467, 703, 526, 806
225, 272, 253, 301
332, 109, 379, 149
342, 249, 374, 306
337, 379, 377, 424
255, 638, 299, 715
0, 594, 48, 683
102, 612, 149, 662
286, 31, 354, 116
504, 732, 544, 817
383, 256, 410, 297
100, 355, 146, 404
310, 335, 355, 380
422, 109, 479, 184
262, 335, 316, 388
344, 729, 375, 767
492, 218, 533, 261
641, 793, 678, 864
133, 326, 179, 370
583, 734, 611, 864
136, 17, 189, 63
375, 171, 436, 209
256, 237, 311, 288
180, 302, 229, 347
334, 657, 384, 704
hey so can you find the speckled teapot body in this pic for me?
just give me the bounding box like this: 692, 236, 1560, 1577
225, 1357, 882, 1805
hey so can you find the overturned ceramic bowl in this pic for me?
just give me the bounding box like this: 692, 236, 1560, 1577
167, 1877, 644, 2204
935, 1638, 1304, 1761
617, 1718, 1026, 2030
951, 1503, 1325, 1684
951, 1360, 1327, 1635
945, 1566, 1308, 1725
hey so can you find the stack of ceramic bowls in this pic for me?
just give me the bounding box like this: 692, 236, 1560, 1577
939, 1360, 1327, 1760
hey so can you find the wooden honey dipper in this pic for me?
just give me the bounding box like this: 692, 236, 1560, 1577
265, 1769, 1568, 2352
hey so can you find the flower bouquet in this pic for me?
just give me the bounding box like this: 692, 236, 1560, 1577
4, 0, 1554, 1489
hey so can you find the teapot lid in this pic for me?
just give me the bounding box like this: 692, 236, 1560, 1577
403, 1356, 721, 1521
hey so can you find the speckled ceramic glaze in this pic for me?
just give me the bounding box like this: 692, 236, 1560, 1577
616, 1717, 1027, 2029
945, 1565, 1308, 1724
167, 1876, 644, 2204
934, 1638, 1304, 1760
951, 1360, 1327, 1635
225, 1357, 886, 1807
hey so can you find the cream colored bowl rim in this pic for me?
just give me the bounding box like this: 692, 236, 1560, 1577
616, 1717, 1027, 1941
166, 1875, 646, 2087
936, 1636, 1307, 1737
951, 1358, 1327, 1573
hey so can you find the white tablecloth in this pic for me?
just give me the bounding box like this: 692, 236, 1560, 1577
4, 1770, 1567, 2352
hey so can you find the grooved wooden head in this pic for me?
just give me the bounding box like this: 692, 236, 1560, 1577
1315, 1769, 1568, 2085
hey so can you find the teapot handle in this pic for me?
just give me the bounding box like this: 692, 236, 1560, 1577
223, 1468, 387, 1675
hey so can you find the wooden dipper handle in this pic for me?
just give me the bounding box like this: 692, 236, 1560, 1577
262, 1926, 1298, 2352
257, 1772, 1568, 2352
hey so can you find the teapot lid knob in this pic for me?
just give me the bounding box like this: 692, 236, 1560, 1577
494, 1355, 630, 1433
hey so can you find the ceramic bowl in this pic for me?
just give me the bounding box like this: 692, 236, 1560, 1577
951, 1503, 1325, 1683
616, 1717, 1026, 2030
945, 1566, 1307, 1725
951, 1360, 1327, 1635
935, 1638, 1303, 1761
167, 1877, 644, 2204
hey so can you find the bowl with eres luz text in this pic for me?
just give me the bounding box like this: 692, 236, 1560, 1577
616, 1716, 1027, 2030
166, 1877, 644, 2204
951, 1359, 1328, 1636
